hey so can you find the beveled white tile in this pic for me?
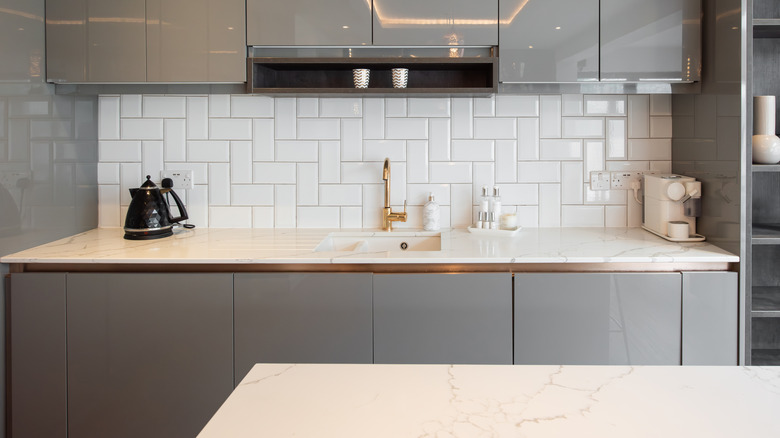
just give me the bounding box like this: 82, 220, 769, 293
231, 95, 274, 118
362, 183, 383, 228
120, 162, 142, 205
341, 206, 362, 228
165, 162, 208, 184
364, 139, 405, 161
389, 162, 406, 206
540, 139, 582, 160
515, 206, 539, 228
474, 96, 495, 117
561, 94, 583, 116
208, 163, 230, 206
408, 98, 450, 117
188, 140, 229, 162
210, 207, 252, 228
99, 96, 120, 140
585, 187, 627, 205
561, 205, 604, 227
342, 162, 383, 183
406, 140, 429, 183
231, 141, 252, 183
606, 118, 627, 159
319, 141, 341, 183
209, 119, 252, 140
540, 95, 561, 138
406, 184, 450, 205
276, 140, 318, 162
584, 140, 605, 182
584, 95, 626, 116
650, 116, 672, 138
518, 118, 540, 160
100, 140, 142, 162
363, 98, 384, 139
121, 119, 163, 140
429, 119, 451, 161
539, 184, 561, 227
253, 119, 274, 161
384, 98, 407, 117
164, 119, 186, 161
320, 98, 362, 117
297, 118, 340, 140
98, 162, 120, 184
186, 97, 208, 139
450, 183, 473, 227
628, 95, 649, 138
275, 185, 296, 227
500, 183, 538, 205
495, 140, 517, 183
471, 162, 494, 202
254, 163, 296, 184
142, 141, 163, 183
208, 95, 231, 118
628, 139, 671, 160
452, 139, 494, 161
143, 96, 186, 118
650, 161, 672, 173
605, 205, 627, 227
496, 95, 539, 117
341, 119, 363, 161
475, 118, 517, 139
562, 117, 604, 138
275, 98, 296, 139
232, 185, 274, 205
320, 184, 362, 206
186, 185, 208, 227
386, 118, 427, 139
606, 161, 649, 171
561, 162, 583, 204
430, 162, 472, 183
451, 98, 474, 139
298, 207, 339, 228
297, 98, 319, 117
253, 207, 274, 228
297, 163, 318, 205
98, 185, 120, 227
120, 95, 142, 118
518, 161, 560, 183
650, 95, 672, 116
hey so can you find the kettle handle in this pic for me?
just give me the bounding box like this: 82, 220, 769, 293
165, 189, 189, 223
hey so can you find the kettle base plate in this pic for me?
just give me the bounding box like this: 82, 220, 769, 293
124, 228, 173, 240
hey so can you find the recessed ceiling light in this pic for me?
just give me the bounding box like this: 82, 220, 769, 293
528, 45, 533, 49
342, 25, 350, 29
227, 26, 234, 30
555, 26, 561, 30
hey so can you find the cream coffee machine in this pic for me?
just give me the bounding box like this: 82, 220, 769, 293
642, 174, 705, 242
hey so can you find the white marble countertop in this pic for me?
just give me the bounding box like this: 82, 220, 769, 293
199, 363, 780, 438
0, 227, 738, 265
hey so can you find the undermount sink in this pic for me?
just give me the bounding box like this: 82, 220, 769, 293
314, 232, 442, 252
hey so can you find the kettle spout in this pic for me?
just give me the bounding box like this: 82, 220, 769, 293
129, 188, 139, 197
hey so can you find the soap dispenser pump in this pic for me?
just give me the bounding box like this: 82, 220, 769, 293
423, 192, 440, 231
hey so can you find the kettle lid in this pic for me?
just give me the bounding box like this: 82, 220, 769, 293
140, 175, 158, 189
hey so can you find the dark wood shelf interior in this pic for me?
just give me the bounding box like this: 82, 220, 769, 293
754, 19, 780, 38
752, 223, 780, 241
753, 286, 780, 311
247, 57, 497, 94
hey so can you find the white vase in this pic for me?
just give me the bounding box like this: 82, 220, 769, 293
753, 134, 780, 164
753, 96, 780, 164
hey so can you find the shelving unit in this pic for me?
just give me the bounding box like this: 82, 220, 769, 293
246, 57, 498, 95
748, 0, 780, 365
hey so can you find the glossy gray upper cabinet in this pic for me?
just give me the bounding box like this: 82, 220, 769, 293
46, 0, 146, 83
246, 0, 372, 46
600, 0, 701, 82
499, 0, 599, 82
147, 0, 246, 82
372, 0, 497, 46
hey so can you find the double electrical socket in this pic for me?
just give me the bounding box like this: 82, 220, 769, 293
589, 171, 652, 191
160, 170, 194, 189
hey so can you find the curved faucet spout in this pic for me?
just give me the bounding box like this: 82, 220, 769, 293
382, 158, 390, 181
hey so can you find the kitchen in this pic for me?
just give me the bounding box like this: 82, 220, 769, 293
0, 0, 777, 437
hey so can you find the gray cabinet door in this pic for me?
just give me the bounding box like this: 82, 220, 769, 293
8, 273, 67, 438
372, 0, 497, 46
514, 273, 681, 365
246, 0, 372, 46
234, 273, 373, 384
66, 273, 233, 438
600, 0, 701, 82
682, 272, 738, 365
373, 273, 513, 364
499, 0, 599, 82
146, 0, 246, 82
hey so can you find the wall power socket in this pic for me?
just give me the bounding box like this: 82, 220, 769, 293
160, 170, 194, 189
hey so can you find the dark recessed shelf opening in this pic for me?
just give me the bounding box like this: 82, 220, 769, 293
752, 246, 780, 312
751, 318, 780, 365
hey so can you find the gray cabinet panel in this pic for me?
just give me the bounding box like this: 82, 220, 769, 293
499, 0, 599, 82
147, 0, 245, 82
515, 273, 681, 365
8, 273, 67, 438
682, 272, 738, 365
45, 0, 88, 82
373, 273, 512, 364
247, 0, 372, 46
600, 0, 701, 81
66, 273, 233, 438
373, 0, 497, 46
234, 273, 373, 384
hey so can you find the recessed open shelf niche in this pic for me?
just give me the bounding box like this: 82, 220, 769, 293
246, 57, 498, 95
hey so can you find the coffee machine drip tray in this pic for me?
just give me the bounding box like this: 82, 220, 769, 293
641, 225, 706, 242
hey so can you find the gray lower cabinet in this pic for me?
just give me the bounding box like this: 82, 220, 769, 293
514, 273, 682, 365
8, 273, 68, 438
66, 273, 233, 438
234, 273, 373, 384
682, 272, 738, 365
373, 273, 513, 364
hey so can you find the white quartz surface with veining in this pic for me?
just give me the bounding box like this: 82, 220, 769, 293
198, 363, 780, 438
0, 227, 738, 264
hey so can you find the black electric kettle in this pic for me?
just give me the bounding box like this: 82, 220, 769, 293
124, 175, 189, 240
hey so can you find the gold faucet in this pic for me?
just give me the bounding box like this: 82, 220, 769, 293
382, 158, 407, 231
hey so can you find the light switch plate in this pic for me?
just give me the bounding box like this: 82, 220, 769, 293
160, 170, 194, 189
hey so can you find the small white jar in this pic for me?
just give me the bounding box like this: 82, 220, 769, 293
423, 193, 440, 231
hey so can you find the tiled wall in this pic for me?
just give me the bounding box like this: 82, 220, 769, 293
97, 94, 673, 228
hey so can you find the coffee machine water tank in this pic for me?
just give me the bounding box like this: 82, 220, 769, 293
642, 174, 705, 241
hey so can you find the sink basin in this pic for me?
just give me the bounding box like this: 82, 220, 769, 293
314, 232, 442, 252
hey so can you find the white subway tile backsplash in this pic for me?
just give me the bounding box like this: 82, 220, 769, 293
210, 206, 252, 228
407, 184, 450, 206
452, 139, 494, 161
650, 116, 672, 138
606, 118, 627, 159
297, 98, 319, 118
297, 118, 340, 140
496, 95, 539, 117
650, 161, 672, 173
165, 162, 208, 184
628, 139, 671, 160
164, 119, 186, 161
540, 95, 562, 138
297, 163, 319, 205
475, 118, 517, 139
386, 118, 428, 140
186, 97, 208, 139
98, 162, 120, 184
518, 161, 560, 183
209, 119, 252, 140
406, 140, 429, 183
389, 162, 406, 206
122, 118, 163, 140
342, 162, 383, 184
341, 119, 363, 161
231, 95, 274, 118
188, 141, 229, 162
585, 187, 627, 205
99, 96, 120, 140
276, 140, 318, 162
605, 206, 627, 227
450, 183, 472, 227
515, 206, 539, 228
650, 95, 672, 116
560, 162, 582, 204
429, 119, 451, 161
100, 140, 141, 162
120, 95, 142, 118
606, 161, 649, 171
562, 94, 583, 116
120, 162, 142, 205
231, 141, 253, 183
501, 184, 538, 205
472, 162, 495, 201
362, 183, 383, 228
320, 184, 362, 206
518, 118, 540, 160
142, 141, 164, 182
232, 185, 274, 206
254, 163, 296, 184
320, 98, 362, 117
562, 118, 604, 138
253, 119, 274, 161
584, 95, 626, 116
209, 163, 230, 205
431, 162, 472, 183
561, 205, 604, 227
98, 185, 120, 227
385, 98, 407, 117
187, 185, 208, 227
540, 139, 582, 160
143, 96, 186, 118
495, 140, 517, 183
319, 141, 341, 183
539, 184, 561, 227
363, 98, 384, 139
298, 207, 339, 228
474, 96, 495, 117
628, 95, 649, 138
209, 95, 231, 118
584, 140, 605, 182
364, 139, 406, 162
253, 207, 274, 228
275, 185, 296, 227
341, 207, 362, 228
451, 98, 474, 139
408, 98, 450, 117
275, 98, 296, 139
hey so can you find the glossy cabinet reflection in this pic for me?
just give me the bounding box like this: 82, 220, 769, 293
514, 273, 682, 365
246, 0, 372, 46
601, 0, 700, 82
372, 0, 497, 46
499, 0, 599, 82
